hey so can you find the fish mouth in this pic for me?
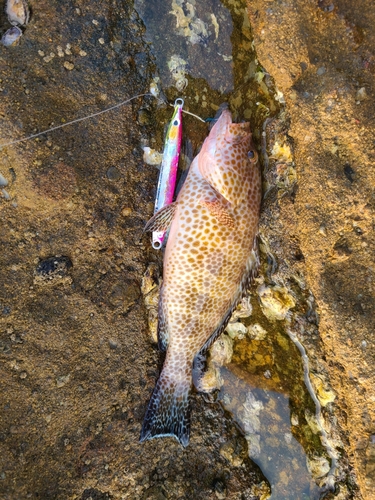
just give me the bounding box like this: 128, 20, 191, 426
208, 103, 230, 130
207, 106, 250, 146
207, 107, 233, 139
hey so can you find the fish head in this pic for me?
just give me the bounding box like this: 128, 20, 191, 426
198, 109, 258, 204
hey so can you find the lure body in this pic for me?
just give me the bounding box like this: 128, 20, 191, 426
152, 98, 183, 249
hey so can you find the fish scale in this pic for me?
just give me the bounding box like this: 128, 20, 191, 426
141, 108, 261, 446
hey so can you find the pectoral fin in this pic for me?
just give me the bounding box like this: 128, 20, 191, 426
200, 198, 235, 228
144, 202, 178, 232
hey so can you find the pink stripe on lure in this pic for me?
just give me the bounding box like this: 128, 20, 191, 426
152, 98, 184, 249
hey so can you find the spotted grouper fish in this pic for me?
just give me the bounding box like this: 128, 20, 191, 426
141, 106, 261, 446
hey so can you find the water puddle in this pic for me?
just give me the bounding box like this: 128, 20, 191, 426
135, 0, 279, 152
220, 366, 321, 499
136, 0, 338, 498
218, 318, 325, 500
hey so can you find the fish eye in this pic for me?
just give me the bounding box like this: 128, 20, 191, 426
173, 119, 179, 126
247, 150, 255, 159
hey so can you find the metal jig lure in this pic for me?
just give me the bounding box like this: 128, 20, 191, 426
152, 98, 184, 249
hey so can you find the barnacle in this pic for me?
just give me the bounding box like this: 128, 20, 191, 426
143, 147, 163, 166
257, 284, 296, 321
168, 55, 189, 91
1, 26, 22, 46
6, 0, 30, 26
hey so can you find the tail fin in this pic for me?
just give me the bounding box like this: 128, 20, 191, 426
140, 375, 191, 447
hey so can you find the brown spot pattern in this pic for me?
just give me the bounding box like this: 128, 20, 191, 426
161, 109, 261, 387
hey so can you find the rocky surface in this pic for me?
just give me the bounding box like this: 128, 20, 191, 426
0, 1, 270, 499
1, 0, 374, 498
246, 0, 375, 497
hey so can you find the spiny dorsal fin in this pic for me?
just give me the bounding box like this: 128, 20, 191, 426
144, 202, 178, 233
199, 198, 235, 228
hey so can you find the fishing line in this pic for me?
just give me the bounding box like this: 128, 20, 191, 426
180, 108, 206, 123
0, 92, 206, 149
0, 93, 153, 148
164, 99, 205, 123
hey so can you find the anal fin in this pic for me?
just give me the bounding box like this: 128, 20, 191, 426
157, 294, 169, 352
144, 202, 178, 233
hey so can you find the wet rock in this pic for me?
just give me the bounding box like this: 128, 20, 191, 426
137, 108, 152, 126
271, 140, 293, 163
247, 323, 267, 340
291, 414, 299, 426
1, 26, 22, 47
0, 1, 272, 498
167, 54, 188, 91
0, 173, 8, 187
199, 364, 223, 392
310, 373, 336, 407
230, 296, 252, 320
141, 263, 160, 342
169, 0, 209, 45
304, 410, 320, 435
209, 334, 233, 366
34, 256, 73, 284
198, 334, 234, 392
149, 78, 160, 98
219, 438, 247, 467
81, 488, 112, 500
237, 391, 264, 458
6, 0, 30, 26
106, 166, 121, 181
